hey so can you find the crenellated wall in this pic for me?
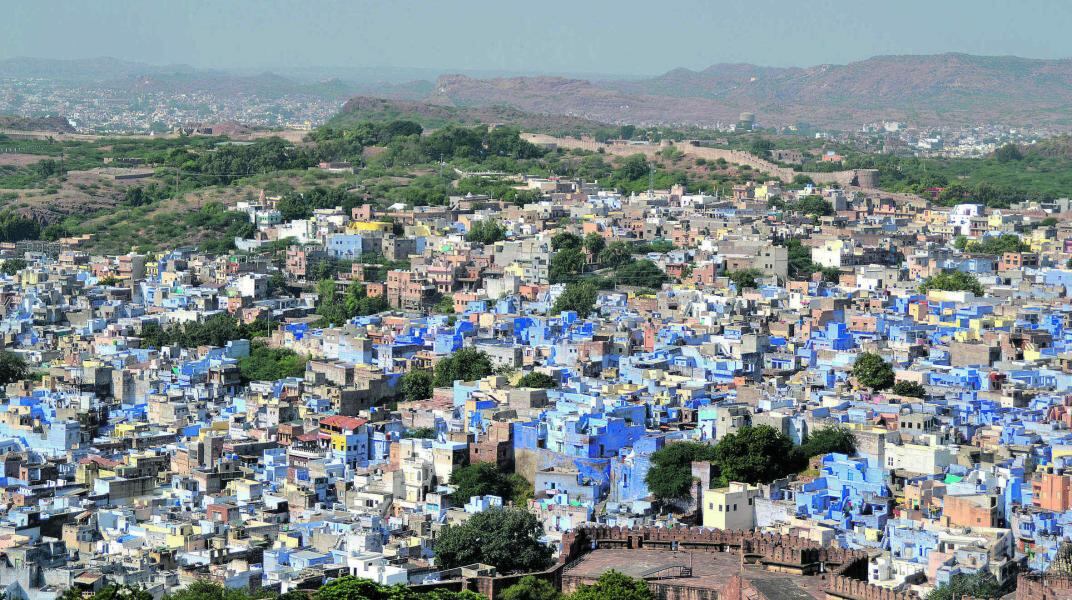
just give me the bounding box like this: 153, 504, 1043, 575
407, 562, 565, 600
560, 525, 920, 600
560, 524, 864, 569
824, 572, 918, 600
1016, 572, 1072, 600
417, 525, 910, 600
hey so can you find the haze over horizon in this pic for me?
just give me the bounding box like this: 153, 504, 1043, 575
3, 0, 1072, 77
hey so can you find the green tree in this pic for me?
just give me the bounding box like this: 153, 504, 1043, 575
309, 257, 341, 282
87, 585, 155, 600
434, 294, 455, 314
818, 267, 841, 283
749, 138, 774, 158
727, 269, 763, 290
0, 351, 29, 386
316, 279, 348, 326
713, 425, 805, 485
516, 372, 557, 388
1, 259, 26, 276
238, 342, 306, 382
315, 578, 385, 600
190, 136, 312, 184
550, 280, 598, 318
776, 237, 815, 279
123, 186, 151, 207
346, 283, 390, 317
551, 232, 583, 251
994, 143, 1023, 162
568, 570, 652, 600
780, 237, 815, 279
317, 280, 388, 326
449, 462, 516, 503
467, 220, 507, 244
167, 581, 260, 600
139, 313, 257, 348
801, 426, 857, 457
510, 475, 535, 506
926, 572, 1002, 600
550, 248, 585, 283
267, 271, 288, 295
853, 352, 895, 390
41, 223, 69, 241
643, 239, 676, 253
0, 212, 40, 243
399, 369, 434, 402
434, 507, 553, 573
614, 259, 667, 288
402, 427, 437, 439
616, 154, 650, 181
598, 241, 633, 268
891, 380, 926, 398
504, 188, 544, 207
796, 195, 834, 218
919, 271, 985, 296
583, 232, 606, 258
964, 234, 1030, 254
644, 441, 717, 501
276, 193, 313, 221
313, 576, 483, 600
500, 575, 561, 600
433, 348, 494, 386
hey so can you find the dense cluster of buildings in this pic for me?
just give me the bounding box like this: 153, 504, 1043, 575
0, 173, 1072, 600
0, 78, 335, 132
850, 122, 1047, 158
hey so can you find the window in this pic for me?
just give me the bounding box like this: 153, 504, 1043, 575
733, 504, 738, 511
748, 498, 753, 505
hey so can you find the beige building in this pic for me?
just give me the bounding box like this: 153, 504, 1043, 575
702, 482, 760, 530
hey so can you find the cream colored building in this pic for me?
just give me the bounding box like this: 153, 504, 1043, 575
702, 482, 761, 530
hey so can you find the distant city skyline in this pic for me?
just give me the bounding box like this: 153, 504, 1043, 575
2, 0, 1072, 77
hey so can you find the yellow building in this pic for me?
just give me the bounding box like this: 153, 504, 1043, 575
347, 221, 393, 233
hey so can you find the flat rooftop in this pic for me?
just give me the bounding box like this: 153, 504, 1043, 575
564, 549, 825, 599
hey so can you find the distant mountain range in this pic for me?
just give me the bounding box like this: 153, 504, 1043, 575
0, 56, 430, 102
425, 54, 1072, 129
0, 56, 198, 81
5, 54, 1072, 129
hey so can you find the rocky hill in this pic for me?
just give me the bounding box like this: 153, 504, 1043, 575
331, 96, 610, 134
0, 115, 76, 133
428, 74, 731, 128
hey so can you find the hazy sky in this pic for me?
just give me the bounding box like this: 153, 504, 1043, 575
3, 0, 1071, 76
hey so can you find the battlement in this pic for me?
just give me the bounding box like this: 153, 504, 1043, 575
825, 572, 918, 600
1016, 572, 1072, 600
558, 525, 914, 600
